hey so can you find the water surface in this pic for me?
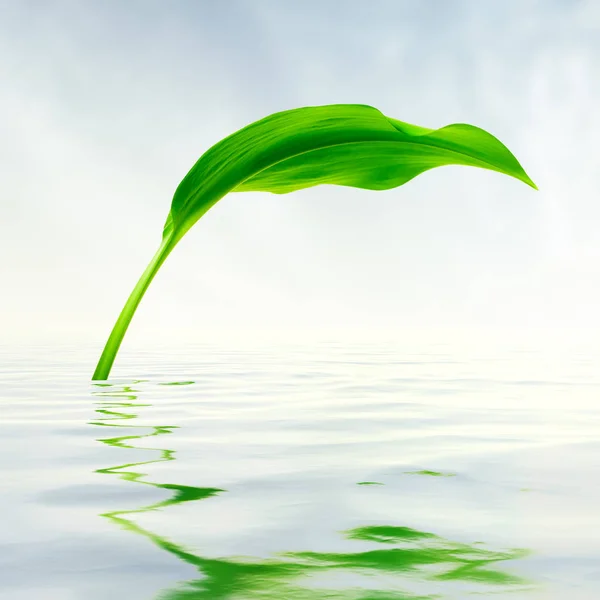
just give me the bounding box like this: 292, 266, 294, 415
1, 340, 599, 599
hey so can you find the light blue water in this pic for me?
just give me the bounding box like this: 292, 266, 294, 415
1, 340, 599, 599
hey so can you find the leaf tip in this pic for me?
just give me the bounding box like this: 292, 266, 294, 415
521, 173, 538, 191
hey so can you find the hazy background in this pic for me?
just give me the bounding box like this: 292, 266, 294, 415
1, 0, 599, 351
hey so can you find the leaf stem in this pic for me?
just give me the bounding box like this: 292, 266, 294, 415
92, 235, 176, 380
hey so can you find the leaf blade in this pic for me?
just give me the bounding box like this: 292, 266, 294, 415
169, 104, 536, 235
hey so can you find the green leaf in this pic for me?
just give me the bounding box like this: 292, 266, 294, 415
92, 104, 536, 380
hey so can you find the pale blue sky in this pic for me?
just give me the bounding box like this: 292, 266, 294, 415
1, 0, 599, 347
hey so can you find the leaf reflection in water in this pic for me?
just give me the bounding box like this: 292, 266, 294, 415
91, 383, 534, 599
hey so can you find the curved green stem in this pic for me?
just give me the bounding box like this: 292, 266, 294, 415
92, 235, 177, 380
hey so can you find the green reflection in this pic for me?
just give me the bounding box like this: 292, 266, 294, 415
404, 470, 456, 477
91, 386, 223, 513
92, 384, 534, 599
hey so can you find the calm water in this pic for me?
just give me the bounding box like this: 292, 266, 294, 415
1, 339, 600, 599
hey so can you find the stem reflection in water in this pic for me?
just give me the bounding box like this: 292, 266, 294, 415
91, 383, 534, 599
